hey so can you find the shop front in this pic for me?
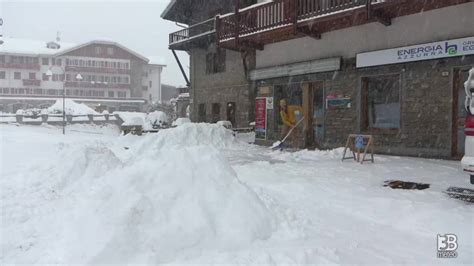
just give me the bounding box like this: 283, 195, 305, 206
252, 36, 474, 158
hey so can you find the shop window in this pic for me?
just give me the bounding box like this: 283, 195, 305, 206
362, 74, 401, 130
198, 103, 206, 122
205, 49, 226, 74
212, 103, 221, 123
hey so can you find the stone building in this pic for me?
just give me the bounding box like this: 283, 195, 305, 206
0, 38, 165, 113
163, 0, 474, 159
162, 0, 257, 128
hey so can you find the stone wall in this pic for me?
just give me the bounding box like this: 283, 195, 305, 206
189, 45, 253, 128
256, 55, 474, 158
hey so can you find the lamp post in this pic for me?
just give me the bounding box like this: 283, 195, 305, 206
46, 63, 82, 135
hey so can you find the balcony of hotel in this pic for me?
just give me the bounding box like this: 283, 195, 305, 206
65, 66, 131, 75
0, 63, 41, 71
215, 0, 470, 50
65, 81, 130, 90
22, 79, 41, 86
168, 18, 216, 51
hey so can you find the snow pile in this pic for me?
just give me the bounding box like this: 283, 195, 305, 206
145, 111, 169, 128
2, 124, 273, 264
116, 111, 169, 130
48, 99, 98, 115
172, 117, 191, 127
138, 123, 240, 150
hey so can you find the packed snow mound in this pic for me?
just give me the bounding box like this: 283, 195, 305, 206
116, 111, 169, 130
48, 99, 98, 115
138, 123, 240, 150
172, 117, 191, 127
3, 126, 274, 264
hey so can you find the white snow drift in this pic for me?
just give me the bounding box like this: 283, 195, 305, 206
1, 124, 274, 264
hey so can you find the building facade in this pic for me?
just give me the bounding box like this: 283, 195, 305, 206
162, 0, 257, 128
165, 0, 473, 159
0, 38, 165, 113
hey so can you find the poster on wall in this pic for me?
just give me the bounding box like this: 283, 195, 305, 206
326, 93, 351, 110
255, 97, 267, 140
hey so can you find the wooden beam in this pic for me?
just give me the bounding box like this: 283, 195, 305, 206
372, 10, 392, 26
240, 40, 264, 51
297, 27, 322, 40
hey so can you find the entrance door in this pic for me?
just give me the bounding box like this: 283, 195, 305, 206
226, 102, 236, 126
453, 69, 470, 158
302, 82, 325, 148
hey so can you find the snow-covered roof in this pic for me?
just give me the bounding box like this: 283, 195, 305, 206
0, 38, 156, 65
147, 56, 166, 66
0, 37, 77, 56
54, 40, 150, 63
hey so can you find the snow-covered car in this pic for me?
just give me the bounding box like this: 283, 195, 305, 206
461, 68, 474, 185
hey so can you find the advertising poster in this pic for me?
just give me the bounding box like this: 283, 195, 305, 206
255, 97, 267, 140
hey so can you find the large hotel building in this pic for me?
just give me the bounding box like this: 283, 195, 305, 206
0, 38, 166, 112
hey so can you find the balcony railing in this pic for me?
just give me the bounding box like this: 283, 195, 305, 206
22, 79, 41, 86
65, 81, 130, 89
65, 66, 131, 75
217, 0, 385, 42
169, 18, 216, 46
0, 63, 41, 70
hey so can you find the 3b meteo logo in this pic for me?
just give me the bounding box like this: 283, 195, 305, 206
437, 234, 458, 258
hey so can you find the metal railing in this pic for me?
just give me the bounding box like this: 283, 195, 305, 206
169, 18, 216, 46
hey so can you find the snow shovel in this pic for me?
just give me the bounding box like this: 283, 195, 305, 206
271, 116, 305, 150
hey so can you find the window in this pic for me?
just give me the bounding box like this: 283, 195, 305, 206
212, 103, 221, 123
42, 58, 49, 65
205, 49, 226, 74
0, 55, 5, 64
117, 91, 127, 98
108, 91, 115, 98
14, 72, 21, 80
95, 46, 102, 54
47, 89, 57, 95
29, 73, 36, 80
33, 89, 43, 95
198, 103, 206, 122
149, 81, 152, 88
124, 77, 129, 84
0, 71, 5, 79
3, 88, 9, 94
42, 73, 49, 81
362, 74, 401, 130
107, 47, 114, 55
142, 86, 148, 91
53, 58, 62, 66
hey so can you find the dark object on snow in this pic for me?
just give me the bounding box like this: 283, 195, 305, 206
444, 187, 474, 203
384, 180, 430, 190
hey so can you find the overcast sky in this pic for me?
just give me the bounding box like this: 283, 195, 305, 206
0, 0, 189, 87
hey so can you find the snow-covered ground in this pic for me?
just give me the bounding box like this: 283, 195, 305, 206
1, 124, 472, 265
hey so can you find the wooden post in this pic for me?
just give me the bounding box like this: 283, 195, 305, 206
215, 15, 221, 46
234, 0, 240, 46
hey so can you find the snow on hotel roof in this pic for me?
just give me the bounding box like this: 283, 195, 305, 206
0, 38, 77, 56
0, 37, 160, 66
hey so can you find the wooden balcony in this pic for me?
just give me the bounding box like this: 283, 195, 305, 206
216, 0, 471, 50
65, 81, 130, 89
65, 66, 131, 75
22, 79, 41, 86
0, 63, 40, 70
168, 18, 216, 51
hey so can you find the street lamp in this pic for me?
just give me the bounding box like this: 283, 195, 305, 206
46, 65, 81, 135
